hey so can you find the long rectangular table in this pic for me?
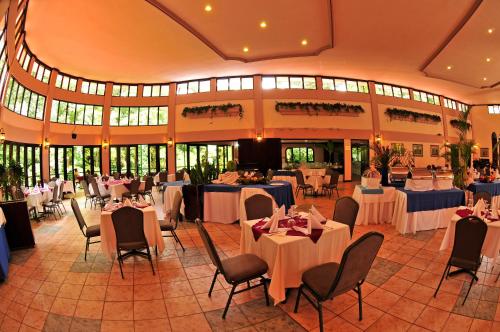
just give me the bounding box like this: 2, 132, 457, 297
467, 181, 500, 209
353, 186, 396, 225
240, 218, 350, 304
391, 188, 465, 234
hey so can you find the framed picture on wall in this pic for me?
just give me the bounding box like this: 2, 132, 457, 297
430, 145, 439, 157
480, 148, 489, 159
391, 143, 405, 154
412, 144, 423, 157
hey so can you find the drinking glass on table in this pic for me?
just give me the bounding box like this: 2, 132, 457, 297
467, 198, 474, 209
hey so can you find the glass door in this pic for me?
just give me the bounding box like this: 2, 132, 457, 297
351, 140, 370, 181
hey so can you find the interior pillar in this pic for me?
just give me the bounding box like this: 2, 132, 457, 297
343, 138, 352, 181
167, 82, 177, 174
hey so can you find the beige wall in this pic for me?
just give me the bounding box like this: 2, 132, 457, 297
470, 105, 500, 160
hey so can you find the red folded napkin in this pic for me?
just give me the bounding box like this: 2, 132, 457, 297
456, 208, 499, 221
251, 217, 324, 243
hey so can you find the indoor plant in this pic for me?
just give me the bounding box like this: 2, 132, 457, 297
370, 144, 398, 186
182, 160, 218, 221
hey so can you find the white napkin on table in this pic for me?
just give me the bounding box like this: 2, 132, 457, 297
491, 208, 499, 219
310, 205, 326, 223
123, 199, 133, 207
261, 205, 286, 233
104, 202, 112, 211
307, 212, 324, 235
472, 199, 486, 217
138, 195, 147, 204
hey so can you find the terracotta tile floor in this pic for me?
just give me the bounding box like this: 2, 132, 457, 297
1, 182, 500, 331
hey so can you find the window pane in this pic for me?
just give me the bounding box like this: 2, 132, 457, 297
149, 107, 158, 125
401, 88, 410, 99
413, 91, 421, 101
119, 107, 129, 126
187, 81, 198, 94
50, 100, 59, 122
55, 74, 62, 88
28, 94, 37, 118
151, 85, 160, 97
276, 76, 289, 89
303, 77, 316, 89
358, 81, 369, 93
112, 85, 120, 96
375, 83, 384, 95
322, 78, 334, 90
89, 82, 97, 95
199, 80, 210, 92
81, 81, 89, 94
393, 87, 402, 98
143, 85, 152, 97
229, 77, 240, 90
334, 79, 346, 91
69, 78, 77, 91
217, 79, 229, 91
75, 104, 85, 124
290, 77, 303, 89
58, 101, 67, 123
158, 106, 168, 125
139, 107, 148, 125
160, 85, 169, 96
176, 83, 187, 95
129, 107, 139, 126
84, 105, 94, 125
241, 77, 253, 90
110, 107, 119, 126
67, 103, 76, 123
383, 85, 393, 96
93, 106, 102, 125
346, 80, 358, 92
120, 85, 129, 97
129, 85, 137, 97
261, 77, 276, 89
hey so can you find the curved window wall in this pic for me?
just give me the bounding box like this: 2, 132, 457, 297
55, 73, 78, 91
81, 80, 106, 95
50, 100, 103, 126
0, 141, 42, 187
109, 106, 168, 126
3, 77, 45, 120
142, 84, 169, 97
109, 144, 168, 176
112, 84, 137, 97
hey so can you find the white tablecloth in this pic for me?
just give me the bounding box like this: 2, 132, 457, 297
100, 206, 164, 259
440, 207, 500, 261
273, 176, 297, 190
26, 190, 52, 209
238, 188, 278, 222
352, 186, 396, 225
163, 185, 185, 217
62, 181, 75, 193
153, 173, 176, 183
391, 190, 458, 234
305, 175, 330, 192
240, 219, 350, 304
204, 192, 240, 224
0, 208, 6, 226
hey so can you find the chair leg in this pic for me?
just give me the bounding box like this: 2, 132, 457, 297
294, 285, 302, 313
262, 278, 269, 306
117, 251, 124, 279
318, 302, 324, 332
85, 237, 89, 261
434, 263, 451, 298
209, 270, 219, 297
357, 285, 363, 321
462, 269, 478, 305
222, 284, 237, 319
172, 231, 185, 251
146, 247, 155, 276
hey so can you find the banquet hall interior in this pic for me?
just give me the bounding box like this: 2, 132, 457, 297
1, 0, 500, 331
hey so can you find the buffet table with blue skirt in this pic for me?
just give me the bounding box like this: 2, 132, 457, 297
467, 181, 500, 210
203, 181, 295, 224
0, 225, 9, 281
391, 188, 465, 234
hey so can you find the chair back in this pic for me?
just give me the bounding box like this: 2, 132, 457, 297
51, 184, 59, 203
102, 175, 109, 182
451, 216, 487, 267
245, 194, 273, 220
329, 171, 340, 186
81, 180, 92, 197
128, 179, 141, 195
112, 172, 120, 180
111, 207, 147, 250
58, 182, 65, 200
195, 219, 226, 278
473, 191, 492, 205
170, 191, 182, 228
333, 197, 359, 236
175, 170, 184, 181
90, 180, 102, 198
267, 169, 274, 180
328, 232, 384, 299
70, 198, 87, 236
159, 172, 168, 182
144, 176, 154, 191
11, 186, 24, 200
296, 170, 306, 186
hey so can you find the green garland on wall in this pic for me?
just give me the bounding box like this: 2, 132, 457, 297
385, 108, 441, 123
275, 102, 364, 115
449, 119, 471, 130
182, 103, 243, 119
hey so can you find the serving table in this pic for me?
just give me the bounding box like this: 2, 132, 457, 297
440, 207, 500, 263
240, 218, 350, 304
467, 181, 500, 210
100, 206, 164, 259
273, 170, 297, 190
391, 188, 465, 234
352, 186, 396, 225
203, 181, 294, 224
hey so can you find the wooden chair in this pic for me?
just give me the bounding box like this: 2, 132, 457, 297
159, 191, 185, 251
71, 199, 100, 261
333, 197, 359, 237
244, 194, 273, 220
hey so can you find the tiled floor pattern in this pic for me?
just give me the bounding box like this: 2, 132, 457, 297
1, 182, 500, 331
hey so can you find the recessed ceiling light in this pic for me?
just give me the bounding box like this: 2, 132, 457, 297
446, 65, 452, 70
486, 57, 491, 62
243, 47, 249, 53
483, 77, 488, 81
487, 28, 494, 34
260, 21, 267, 28
301, 39, 308, 46
204, 4, 212, 12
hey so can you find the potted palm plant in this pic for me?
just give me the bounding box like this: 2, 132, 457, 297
182, 160, 218, 221
370, 144, 397, 186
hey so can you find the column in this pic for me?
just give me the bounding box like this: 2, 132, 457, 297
167, 82, 177, 173
344, 138, 352, 181
101, 82, 112, 175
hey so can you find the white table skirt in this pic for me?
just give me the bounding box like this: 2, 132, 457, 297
62, 181, 75, 193
273, 176, 297, 190
391, 190, 457, 234
100, 206, 164, 259
240, 219, 350, 304
305, 175, 330, 192
440, 207, 500, 261
353, 186, 396, 225
26, 191, 52, 209
163, 185, 185, 218
238, 188, 278, 222
203, 192, 240, 224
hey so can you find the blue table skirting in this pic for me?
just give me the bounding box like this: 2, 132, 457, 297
274, 170, 296, 177
387, 182, 405, 188
161, 180, 186, 187
467, 181, 500, 197
359, 185, 384, 194
0, 226, 9, 281
398, 188, 465, 213
204, 181, 295, 210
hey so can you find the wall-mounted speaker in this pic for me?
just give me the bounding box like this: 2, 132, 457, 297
71, 133, 77, 139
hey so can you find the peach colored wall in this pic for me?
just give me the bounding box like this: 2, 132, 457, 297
0, 107, 44, 143
378, 103, 444, 137
470, 105, 500, 160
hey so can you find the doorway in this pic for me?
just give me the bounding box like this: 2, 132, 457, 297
351, 140, 370, 181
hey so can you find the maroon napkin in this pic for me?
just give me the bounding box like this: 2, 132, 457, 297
123, 183, 132, 190
251, 217, 324, 243
456, 208, 499, 221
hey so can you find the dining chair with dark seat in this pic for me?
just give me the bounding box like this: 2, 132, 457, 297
266, 169, 274, 180
294, 232, 384, 332
434, 216, 487, 304
111, 206, 155, 278
54, 182, 66, 214
90, 179, 111, 209
295, 170, 313, 198
81, 180, 96, 208
138, 176, 155, 204
333, 196, 359, 237
42, 184, 60, 219
195, 218, 269, 319
159, 191, 185, 251
175, 170, 185, 181
122, 179, 141, 201
159, 171, 168, 183
244, 194, 273, 220
70, 198, 100, 261
473, 191, 492, 205
321, 171, 340, 198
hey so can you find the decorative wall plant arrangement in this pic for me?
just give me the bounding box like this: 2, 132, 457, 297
385, 108, 441, 124
449, 119, 471, 130
182, 103, 243, 119
275, 102, 364, 116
